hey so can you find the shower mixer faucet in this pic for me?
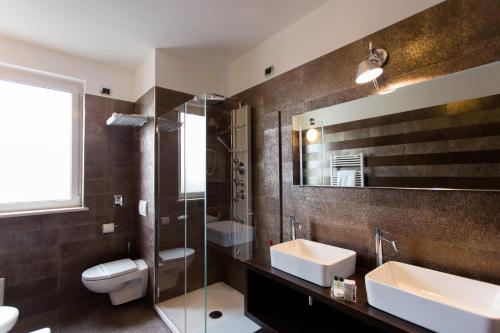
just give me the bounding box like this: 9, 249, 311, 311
233, 178, 244, 186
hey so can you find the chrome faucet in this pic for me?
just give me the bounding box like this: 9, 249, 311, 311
375, 228, 398, 267
289, 215, 302, 240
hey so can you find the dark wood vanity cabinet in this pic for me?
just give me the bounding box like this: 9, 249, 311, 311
244, 259, 432, 333
246, 267, 380, 332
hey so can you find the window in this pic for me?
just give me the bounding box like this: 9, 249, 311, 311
179, 112, 206, 199
0, 65, 83, 214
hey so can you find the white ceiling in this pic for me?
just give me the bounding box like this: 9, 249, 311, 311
0, 0, 328, 69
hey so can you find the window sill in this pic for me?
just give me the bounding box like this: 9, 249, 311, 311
0, 206, 89, 219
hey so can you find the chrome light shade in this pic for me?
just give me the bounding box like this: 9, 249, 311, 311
355, 60, 383, 84
355, 42, 388, 85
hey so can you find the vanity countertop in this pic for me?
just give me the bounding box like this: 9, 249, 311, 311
245, 256, 432, 333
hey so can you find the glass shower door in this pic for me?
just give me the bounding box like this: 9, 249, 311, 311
204, 98, 258, 333
156, 94, 257, 333
156, 94, 208, 333
178, 96, 207, 333
155, 102, 190, 332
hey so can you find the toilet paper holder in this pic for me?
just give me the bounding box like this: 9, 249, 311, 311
102, 223, 118, 234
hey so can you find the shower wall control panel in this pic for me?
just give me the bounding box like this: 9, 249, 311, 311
231, 105, 252, 261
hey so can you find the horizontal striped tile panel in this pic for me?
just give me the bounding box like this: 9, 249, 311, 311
298, 94, 500, 189
364, 164, 500, 178
315, 136, 500, 157
367, 177, 500, 189
304, 163, 500, 179
304, 149, 500, 168
323, 122, 500, 151
305, 176, 500, 190
322, 106, 500, 143
366, 150, 500, 167
321, 94, 500, 134
305, 135, 500, 161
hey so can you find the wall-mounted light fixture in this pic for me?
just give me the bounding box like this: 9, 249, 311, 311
306, 118, 320, 143
355, 42, 388, 89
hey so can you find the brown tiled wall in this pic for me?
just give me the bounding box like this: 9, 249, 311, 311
135, 86, 193, 303
236, 0, 500, 284
134, 87, 157, 303
3, 2, 499, 331
1, 95, 138, 332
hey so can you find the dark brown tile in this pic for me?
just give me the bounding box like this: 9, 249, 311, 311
59, 300, 171, 333
235, 0, 500, 286
7, 277, 58, 317
12, 310, 59, 333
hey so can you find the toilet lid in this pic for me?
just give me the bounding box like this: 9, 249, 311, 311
159, 248, 195, 263
82, 259, 137, 281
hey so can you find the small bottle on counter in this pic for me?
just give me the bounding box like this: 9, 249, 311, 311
330, 276, 337, 298
343, 279, 357, 302
332, 276, 345, 299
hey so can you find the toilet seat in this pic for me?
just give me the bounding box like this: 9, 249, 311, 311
82, 259, 137, 281
159, 248, 195, 264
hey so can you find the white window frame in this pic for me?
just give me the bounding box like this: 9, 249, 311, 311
0, 65, 84, 214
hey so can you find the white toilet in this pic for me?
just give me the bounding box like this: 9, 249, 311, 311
158, 248, 195, 289
0, 306, 18, 333
0, 306, 50, 333
82, 259, 148, 305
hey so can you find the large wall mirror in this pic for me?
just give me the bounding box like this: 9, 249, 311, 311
292, 61, 500, 190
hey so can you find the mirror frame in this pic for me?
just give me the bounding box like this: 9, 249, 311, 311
292, 61, 500, 192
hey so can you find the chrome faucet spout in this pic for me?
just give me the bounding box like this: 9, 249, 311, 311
289, 215, 301, 240
375, 227, 398, 267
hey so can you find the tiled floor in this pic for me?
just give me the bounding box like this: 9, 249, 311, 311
13, 284, 261, 333
13, 300, 171, 333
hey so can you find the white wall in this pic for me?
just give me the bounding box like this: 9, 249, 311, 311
0, 35, 220, 102
0, 36, 135, 101
221, 0, 445, 96
0, 0, 446, 101
133, 49, 156, 101
155, 49, 221, 97
133, 49, 222, 100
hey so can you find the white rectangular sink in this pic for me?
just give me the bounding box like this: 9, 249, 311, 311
366, 261, 500, 333
270, 239, 356, 287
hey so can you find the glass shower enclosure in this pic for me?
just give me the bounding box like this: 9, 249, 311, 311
154, 93, 258, 333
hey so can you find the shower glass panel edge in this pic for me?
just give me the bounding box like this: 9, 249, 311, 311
154, 100, 188, 333
202, 93, 209, 333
